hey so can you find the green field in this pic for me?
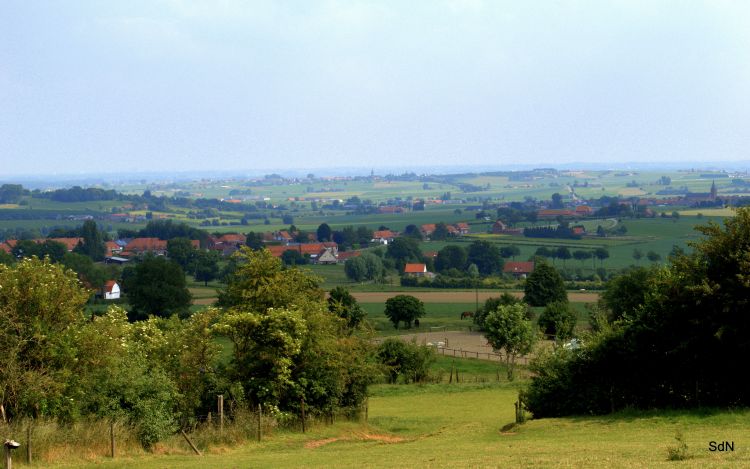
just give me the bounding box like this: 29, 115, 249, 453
65, 377, 749, 468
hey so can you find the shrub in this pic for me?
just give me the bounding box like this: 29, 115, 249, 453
537, 301, 577, 340
376, 338, 435, 383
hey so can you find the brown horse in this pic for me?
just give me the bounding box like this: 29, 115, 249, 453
460, 311, 474, 320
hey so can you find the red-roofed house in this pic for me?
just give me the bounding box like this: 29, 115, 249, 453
491, 220, 508, 234
372, 230, 397, 244
503, 261, 535, 279
219, 233, 246, 245
420, 224, 436, 237
49, 237, 83, 252
404, 263, 428, 277
0, 241, 12, 254
575, 205, 593, 216
337, 250, 361, 262
267, 242, 339, 262
103, 280, 121, 300
454, 223, 470, 235
572, 225, 586, 236
124, 237, 168, 256
274, 231, 293, 244
105, 241, 122, 257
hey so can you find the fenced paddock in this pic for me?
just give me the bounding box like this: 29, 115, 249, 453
385, 330, 531, 364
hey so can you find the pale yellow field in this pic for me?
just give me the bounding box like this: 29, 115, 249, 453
679, 208, 737, 217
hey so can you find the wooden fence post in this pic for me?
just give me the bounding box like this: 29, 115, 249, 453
218, 394, 224, 436
4, 444, 11, 469
26, 423, 31, 464
110, 421, 115, 458
180, 430, 202, 456
300, 398, 306, 433
257, 404, 262, 442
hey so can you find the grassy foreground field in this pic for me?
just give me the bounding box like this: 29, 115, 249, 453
62, 378, 749, 469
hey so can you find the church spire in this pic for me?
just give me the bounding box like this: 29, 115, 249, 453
710, 180, 717, 200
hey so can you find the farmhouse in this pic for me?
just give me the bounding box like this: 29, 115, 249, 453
371, 230, 397, 244
420, 224, 436, 237
336, 250, 361, 263
122, 237, 169, 256
316, 247, 338, 265
403, 263, 429, 277
455, 222, 470, 235
491, 220, 523, 235
267, 242, 339, 263
105, 241, 122, 257
503, 261, 535, 279
102, 280, 121, 300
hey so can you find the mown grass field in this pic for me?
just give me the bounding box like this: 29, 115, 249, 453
63, 376, 750, 469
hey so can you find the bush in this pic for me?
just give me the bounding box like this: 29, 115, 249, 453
537, 301, 577, 340
376, 338, 436, 383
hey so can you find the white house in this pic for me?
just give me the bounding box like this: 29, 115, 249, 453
103, 280, 121, 300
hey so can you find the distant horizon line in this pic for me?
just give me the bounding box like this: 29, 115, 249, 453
3, 160, 750, 184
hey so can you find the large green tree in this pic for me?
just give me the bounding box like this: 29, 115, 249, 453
484, 303, 536, 380
386, 237, 423, 271
537, 300, 577, 340
215, 247, 377, 413
384, 294, 425, 329
167, 237, 198, 271
123, 255, 192, 321
327, 286, 366, 331
0, 257, 89, 419
599, 266, 656, 322
316, 223, 332, 242
435, 245, 467, 272
193, 249, 220, 286
217, 247, 322, 310
524, 261, 567, 307
75, 220, 106, 261
466, 240, 503, 275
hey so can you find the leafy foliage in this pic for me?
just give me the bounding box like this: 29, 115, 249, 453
538, 300, 577, 340
466, 240, 503, 275
123, 255, 192, 320
524, 208, 750, 417
484, 303, 536, 380
328, 286, 366, 331
384, 294, 425, 329
376, 338, 435, 384
524, 261, 567, 306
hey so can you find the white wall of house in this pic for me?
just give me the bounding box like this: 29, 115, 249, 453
105, 283, 121, 300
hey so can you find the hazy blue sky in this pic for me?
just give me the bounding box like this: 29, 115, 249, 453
1, 1, 749, 175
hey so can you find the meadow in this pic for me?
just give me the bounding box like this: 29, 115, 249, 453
54, 376, 749, 469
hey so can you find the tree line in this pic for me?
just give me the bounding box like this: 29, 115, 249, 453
0, 248, 379, 448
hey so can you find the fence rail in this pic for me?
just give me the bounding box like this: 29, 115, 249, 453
437, 346, 529, 365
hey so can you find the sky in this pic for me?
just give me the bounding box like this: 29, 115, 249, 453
1, 0, 749, 176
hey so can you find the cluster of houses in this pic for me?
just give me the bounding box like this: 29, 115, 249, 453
401, 260, 535, 279
371, 223, 471, 245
